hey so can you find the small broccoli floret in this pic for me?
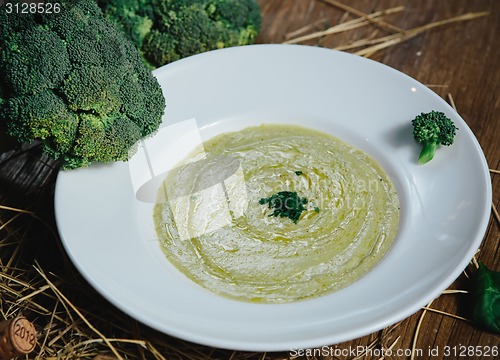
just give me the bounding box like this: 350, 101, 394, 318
411, 110, 458, 164
99, 0, 262, 68
0, 0, 165, 169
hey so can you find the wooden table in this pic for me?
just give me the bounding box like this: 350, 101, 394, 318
0, 1, 498, 359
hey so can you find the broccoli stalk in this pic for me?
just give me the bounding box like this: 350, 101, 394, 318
418, 141, 439, 165
411, 110, 458, 164
0, 0, 165, 169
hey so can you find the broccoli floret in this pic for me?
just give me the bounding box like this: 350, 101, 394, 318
165, 3, 221, 58
2, 26, 71, 95
96, 0, 154, 49
98, 0, 262, 68
5, 91, 79, 159
206, 0, 262, 45
0, 0, 165, 169
61, 65, 122, 115
71, 113, 142, 168
411, 110, 458, 164
142, 30, 181, 66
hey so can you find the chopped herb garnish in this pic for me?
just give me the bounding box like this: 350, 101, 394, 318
294, 171, 303, 176
314, 207, 320, 213
259, 191, 308, 224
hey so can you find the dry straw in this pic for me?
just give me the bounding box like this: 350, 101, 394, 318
283, 0, 489, 59
0, 1, 497, 359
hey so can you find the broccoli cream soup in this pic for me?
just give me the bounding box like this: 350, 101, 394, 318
153, 124, 399, 303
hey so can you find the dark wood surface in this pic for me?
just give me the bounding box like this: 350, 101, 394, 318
0, 1, 498, 359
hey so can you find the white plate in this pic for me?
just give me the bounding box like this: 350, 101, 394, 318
55, 45, 492, 351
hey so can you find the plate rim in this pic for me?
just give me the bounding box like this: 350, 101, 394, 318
55, 44, 492, 351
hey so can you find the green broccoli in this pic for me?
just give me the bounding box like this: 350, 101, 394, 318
0, 0, 165, 169
98, 0, 262, 68
411, 110, 458, 164
96, 0, 155, 50
259, 191, 315, 224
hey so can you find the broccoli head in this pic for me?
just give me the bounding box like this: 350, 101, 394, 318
0, 0, 165, 169
411, 110, 458, 164
98, 0, 262, 68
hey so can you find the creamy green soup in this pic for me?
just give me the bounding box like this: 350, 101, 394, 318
153, 124, 399, 303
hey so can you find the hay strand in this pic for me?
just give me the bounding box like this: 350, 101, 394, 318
492, 201, 500, 226
284, 18, 329, 40
421, 306, 473, 323
284, 6, 404, 44
447, 93, 458, 112
34, 266, 124, 360
352, 12, 489, 57
410, 300, 434, 360
321, 0, 404, 33
442, 289, 468, 295
290, 1, 488, 59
